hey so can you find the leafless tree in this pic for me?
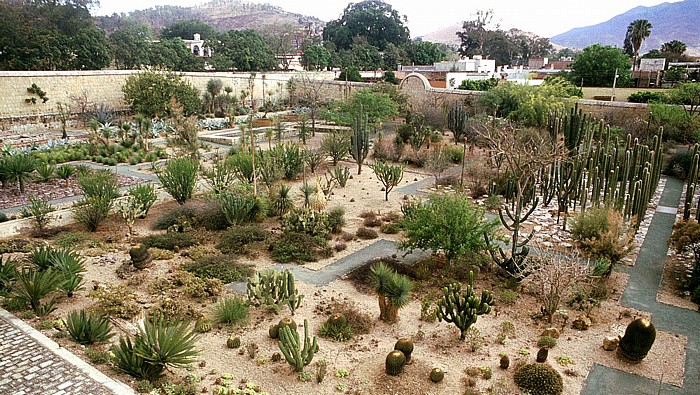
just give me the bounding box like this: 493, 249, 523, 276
294, 72, 329, 137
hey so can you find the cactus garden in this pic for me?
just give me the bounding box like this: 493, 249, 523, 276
0, 73, 695, 395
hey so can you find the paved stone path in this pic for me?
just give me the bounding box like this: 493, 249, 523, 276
582, 177, 700, 395
0, 309, 133, 395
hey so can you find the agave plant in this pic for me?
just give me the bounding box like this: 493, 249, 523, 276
11, 267, 63, 316
56, 164, 76, 186
66, 309, 113, 345
51, 249, 86, 297
112, 319, 200, 381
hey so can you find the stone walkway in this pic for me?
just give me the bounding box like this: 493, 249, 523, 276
582, 177, 700, 395
0, 308, 133, 395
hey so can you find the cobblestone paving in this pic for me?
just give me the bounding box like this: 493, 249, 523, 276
0, 316, 125, 395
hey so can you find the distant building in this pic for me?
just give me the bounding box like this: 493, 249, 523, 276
182, 34, 212, 58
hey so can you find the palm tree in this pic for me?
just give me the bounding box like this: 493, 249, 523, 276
624, 19, 653, 71
661, 40, 687, 63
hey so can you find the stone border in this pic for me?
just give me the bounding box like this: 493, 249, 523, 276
0, 308, 135, 395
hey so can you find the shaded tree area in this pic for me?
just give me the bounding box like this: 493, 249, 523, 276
642, 40, 691, 65
0, 1, 110, 70
160, 19, 218, 41
566, 44, 633, 87
210, 29, 277, 72
323, 0, 410, 51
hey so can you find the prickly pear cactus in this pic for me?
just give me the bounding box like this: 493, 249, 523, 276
618, 318, 656, 362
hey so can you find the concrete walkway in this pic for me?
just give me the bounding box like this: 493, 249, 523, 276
582, 177, 700, 395
0, 308, 134, 395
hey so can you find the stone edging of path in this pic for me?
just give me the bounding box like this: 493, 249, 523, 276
0, 307, 135, 395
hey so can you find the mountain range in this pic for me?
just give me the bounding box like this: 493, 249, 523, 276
550, 0, 700, 55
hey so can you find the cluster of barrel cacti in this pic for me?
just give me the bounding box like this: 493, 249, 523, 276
385, 338, 414, 376
246, 269, 303, 315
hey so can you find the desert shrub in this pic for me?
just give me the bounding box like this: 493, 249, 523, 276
149, 248, 174, 260
148, 298, 199, 324
162, 271, 223, 299
153, 200, 228, 231
216, 225, 270, 255
77, 170, 119, 200
513, 363, 563, 395
182, 245, 219, 261
219, 191, 266, 226
66, 309, 113, 345
356, 227, 378, 240
85, 347, 112, 364
570, 206, 633, 264
663, 151, 695, 178
628, 91, 668, 103
72, 196, 112, 232
127, 184, 157, 218
282, 208, 330, 238
361, 211, 382, 227
89, 285, 140, 319
537, 336, 557, 349
20, 196, 54, 231
213, 296, 249, 326
321, 131, 351, 165
318, 319, 353, 342
380, 222, 400, 234
321, 300, 374, 335
325, 207, 345, 234
156, 158, 199, 205
140, 233, 197, 251
372, 135, 403, 163
183, 254, 254, 283
271, 231, 329, 264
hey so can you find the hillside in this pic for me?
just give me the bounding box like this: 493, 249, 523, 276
550, 0, 700, 55
97, 0, 323, 36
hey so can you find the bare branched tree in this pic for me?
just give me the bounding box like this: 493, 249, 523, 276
522, 245, 591, 323
294, 72, 329, 137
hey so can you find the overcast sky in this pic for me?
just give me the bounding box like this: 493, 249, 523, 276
94, 0, 681, 38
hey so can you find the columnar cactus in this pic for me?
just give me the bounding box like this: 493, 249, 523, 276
278, 319, 318, 372
447, 101, 468, 143
247, 269, 303, 315
435, 271, 494, 340
350, 105, 370, 175
618, 318, 656, 362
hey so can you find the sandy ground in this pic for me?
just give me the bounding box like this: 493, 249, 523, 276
8, 151, 688, 395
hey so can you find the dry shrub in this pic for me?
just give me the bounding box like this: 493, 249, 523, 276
356, 227, 378, 240
339, 231, 356, 242
322, 300, 374, 335
570, 206, 634, 264
372, 135, 403, 162
363, 216, 382, 228
464, 161, 496, 198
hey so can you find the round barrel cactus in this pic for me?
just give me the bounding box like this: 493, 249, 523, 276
429, 367, 444, 383
394, 338, 414, 362
385, 350, 406, 376
618, 318, 656, 362
226, 335, 241, 349
514, 363, 563, 395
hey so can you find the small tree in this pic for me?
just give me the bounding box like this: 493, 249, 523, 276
156, 158, 199, 205
399, 194, 498, 265
371, 161, 404, 201
368, 263, 412, 323
321, 131, 351, 166
521, 247, 591, 323
426, 146, 452, 187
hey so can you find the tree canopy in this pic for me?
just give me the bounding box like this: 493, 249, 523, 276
209, 29, 277, 71
122, 69, 201, 118
567, 44, 632, 87
323, 0, 410, 51
160, 20, 217, 40
624, 19, 652, 71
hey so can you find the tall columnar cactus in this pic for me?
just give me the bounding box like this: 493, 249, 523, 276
371, 161, 404, 201
246, 269, 303, 315
684, 145, 699, 220
447, 101, 468, 143
485, 194, 538, 277
435, 272, 494, 340
350, 106, 370, 175
278, 319, 319, 372
618, 318, 656, 362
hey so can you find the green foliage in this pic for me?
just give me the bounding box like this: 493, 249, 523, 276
272, 143, 305, 180
271, 231, 328, 264
182, 254, 254, 284
4, 152, 36, 193
650, 102, 699, 143
246, 269, 304, 315
628, 91, 668, 103
90, 285, 140, 319
537, 336, 557, 349
123, 69, 201, 117
21, 196, 54, 231
127, 184, 157, 218
156, 158, 199, 205
66, 309, 113, 345
227, 151, 255, 184
458, 78, 498, 91
435, 272, 494, 340
10, 267, 62, 316
216, 225, 270, 255
0, 256, 17, 297
219, 191, 265, 226
278, 319, 319, 372
209, 29, 277, 71
213, 296, 249, 326
153, 200, 229, 231
371, 161, 404, 201
34, 161, 55, 182
325, 206, 346, 234
318, 315, 354, 342
270, 184, 294, 217
571, 206, 633, 264
513, 363, 563, 395
111, 319, 199, 381
302, 44, 331, 71
140, 232, 197, 251
400, 194, 498, 264
323, 0, 409, 51
567, 44, 633, 87
282, 208, 330, 238
337, 66, 363, 83
368, 263, 413, 323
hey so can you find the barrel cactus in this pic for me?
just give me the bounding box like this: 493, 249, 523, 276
129, 244, 153, 269
227, 335, 241, 349
385, 350, 406, 376
328, 312, 347, 327
195, 317, 212, 333
394, 338, 414, 362
269, 317, 297, 339
536, 347, 549, 363
618, 318, 656, 362
499, 354, 510, 369
514, 363, 563, 395
429, 367, 444, 383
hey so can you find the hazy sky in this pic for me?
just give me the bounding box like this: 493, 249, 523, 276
94, 0, 681, 38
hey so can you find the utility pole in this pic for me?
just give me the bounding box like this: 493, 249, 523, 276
611, 68, 619, 102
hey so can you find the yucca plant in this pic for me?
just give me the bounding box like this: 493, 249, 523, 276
112, 319, 200, 381
66, 309, 113, 345
11, 267, 62, 316
56, 164, 76, 186
271, 184, 294, 216
5, 153, 36, 193
156, 158, 199, 205
368, 262, 413, 323
34, 161, 55, 182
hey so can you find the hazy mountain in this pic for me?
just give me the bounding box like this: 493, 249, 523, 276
550, 0, 700, 55
420, 23, 463, 46
97, 0, 324, 36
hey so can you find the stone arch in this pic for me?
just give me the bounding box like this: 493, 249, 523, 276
193, 45, 200, 56
398, 72, 431, 93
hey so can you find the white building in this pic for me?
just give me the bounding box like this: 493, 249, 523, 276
182, 34, 212, 57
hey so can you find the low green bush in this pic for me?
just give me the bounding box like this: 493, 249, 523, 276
271, 231, 330, 264
139, 233, 198, 251
182, 255, 254, 283
216, 225, 270, 255
66, 309, 113, 345
213, 296, 249, 326
153, 200, 229, 231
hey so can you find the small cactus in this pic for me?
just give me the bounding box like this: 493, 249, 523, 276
269, 317, 297, 339
327, 312, 347, 327
129, 244, 153, 269
500, 354, 510, 370
429, 367, 445, 383
195, 317, 212, 333
618, 318, 656, 362
536, 347, 549, 363
271, 352, 282, 362
269, 324, 280, 339
394, 338, 414, 363
227, 335, 241, 349
385, 350, 406, 376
